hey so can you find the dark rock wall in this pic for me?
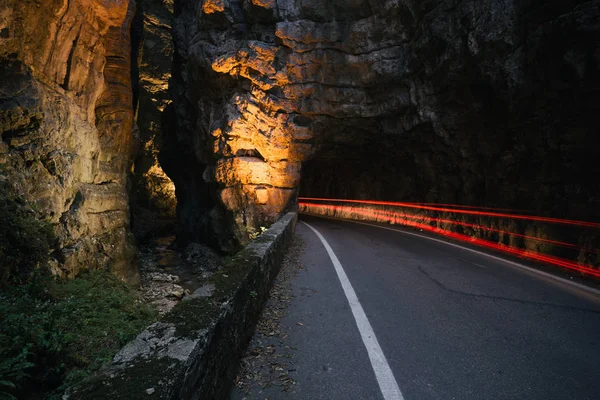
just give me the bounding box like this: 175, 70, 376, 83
0, 0, 139, 282
300, 0, 600, 224
131, 0, 177, 241
169, 0, 599, 250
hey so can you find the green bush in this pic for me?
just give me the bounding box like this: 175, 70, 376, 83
0, 271, 157, 399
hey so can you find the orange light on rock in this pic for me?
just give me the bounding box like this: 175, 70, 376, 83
202, 0, 225, 14
255, 187, 269, 205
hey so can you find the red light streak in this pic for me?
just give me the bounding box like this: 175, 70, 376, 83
379, 201, 530, 213
299, 203, 599, 254
299, 202, 600, 278
298, 197, 600, 229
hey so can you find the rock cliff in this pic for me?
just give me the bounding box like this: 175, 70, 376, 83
131, 0, 177, 241
168, 0, 599, 249
0, 0, 138, 282
1, 0, 597, 272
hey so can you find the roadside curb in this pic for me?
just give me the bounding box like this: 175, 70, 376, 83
66, 212, 298, 400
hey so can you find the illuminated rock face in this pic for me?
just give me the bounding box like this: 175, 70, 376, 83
169, 0, 599, 249
0, 0, 138, 282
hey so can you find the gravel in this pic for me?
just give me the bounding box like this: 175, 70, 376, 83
232, 234, 305, 398
138, 236, 223, 315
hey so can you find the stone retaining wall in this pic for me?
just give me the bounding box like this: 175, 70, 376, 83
66, 212, 297, 399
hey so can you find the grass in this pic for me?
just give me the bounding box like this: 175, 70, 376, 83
0, 270, 157, 400
0, 183, 157, 398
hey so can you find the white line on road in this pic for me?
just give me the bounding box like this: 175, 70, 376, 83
302, 221, 405, 400
338, 218, 600, 297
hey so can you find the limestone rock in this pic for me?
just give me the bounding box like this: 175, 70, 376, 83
0, 0, 138, 282
131, 0, 177, 242
167, 0, 600, 251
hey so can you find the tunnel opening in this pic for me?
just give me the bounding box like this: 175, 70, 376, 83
298, 113, 600, 271
299, 119, 481, 207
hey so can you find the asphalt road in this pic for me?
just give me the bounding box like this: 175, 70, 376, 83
232, 214, 600, 400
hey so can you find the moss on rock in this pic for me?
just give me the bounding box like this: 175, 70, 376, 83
0, 182, 54, 286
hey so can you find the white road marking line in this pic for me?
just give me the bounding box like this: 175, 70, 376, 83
331, 217, 600, 297
301, 221, 405, 400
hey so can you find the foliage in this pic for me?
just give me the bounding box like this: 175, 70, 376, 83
0, 183, 54, 286
248, 226, 267, 241
0, 270, 157, 399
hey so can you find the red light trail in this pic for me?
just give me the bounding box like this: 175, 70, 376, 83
299, 201, 600, 278
300, 203, 600, 254
378, 201, 530, 213
298, 197, 600, 229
